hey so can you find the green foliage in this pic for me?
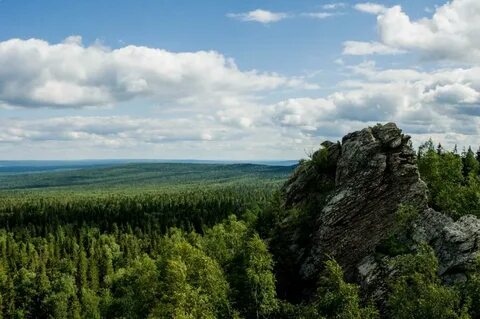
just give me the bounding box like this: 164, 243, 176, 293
387, 245, 469, 319
2, 146, 480, 318
309, 147, 335, 173
0, 203, 282, 319
0, 162, 292, 192
0, 170, 285, 319
202, 216, 278, 318
464, 147, 480, 177
394, 204, 420, 228
376, 204, 419, 256
0, 185, 274, 234
462, 272, 480, 318
314, 259, 378, 319
418, 140, 480, 219
243, 234, 279, 318
108, 255, 159, 318
156, 230, 230, 318
458, 256, 480, 319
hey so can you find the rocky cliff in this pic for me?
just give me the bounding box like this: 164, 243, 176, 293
282, 122, 480, 296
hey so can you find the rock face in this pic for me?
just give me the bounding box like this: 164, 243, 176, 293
283, 123, 480, 298
282, 122, 480, 305
357, 208, 480, 304
285, 123, 429, 280
413, 208, 480, 280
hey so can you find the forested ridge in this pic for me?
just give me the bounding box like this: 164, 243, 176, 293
0, 139, 480, 318
0, 163, 292, 191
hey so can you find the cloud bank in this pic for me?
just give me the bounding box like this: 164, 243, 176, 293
0, 37, 303, 109
2, 0, 480, 159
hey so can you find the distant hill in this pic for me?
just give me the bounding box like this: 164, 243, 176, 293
0, 162, 296, 191
0, 159, 298, 175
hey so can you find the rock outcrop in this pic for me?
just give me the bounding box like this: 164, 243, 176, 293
357, 208, 480, 304
413, 208, 480, 280
285, 123, 428, 280
283, 122, 480, 292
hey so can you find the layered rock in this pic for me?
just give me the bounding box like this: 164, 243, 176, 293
413, 208, 480, 280
283, 121, 480, 297
357, 208, 480, 304
284, 123, 429, 280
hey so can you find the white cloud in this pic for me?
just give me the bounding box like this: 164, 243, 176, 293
4, 61, 480, 158
354, 3, 387, 14
0, 116, 247, 146
322, 3, 347, 10
0, 37, 303, 109
424, 83, 480, 105
0, 114, 324, 160
342, 41, 405, 55
357, 0, 480, 62
227, 9, 287, 24
269, 60, 480, 149
270, 98, 336, 130
264, 0, 480, 151
5, 1, 480, 159
303, 12, 336, 19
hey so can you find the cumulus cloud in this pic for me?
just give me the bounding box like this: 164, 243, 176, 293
0, 116, 247, 146
268, 0, 480, 151
227, 9, 287, 24
4, 1, 480, 159
354, 3, 387, 14
356, 0, 480, 62
342, 41, 405, 55
269, 60, 480, 148
0, 114, 324, 160
0, 37, 304, 109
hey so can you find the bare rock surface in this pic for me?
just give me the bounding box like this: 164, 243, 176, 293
283, 122, 480, 291
357, 209, 480, 306
286, 123, 429, 280
413, 209, 480, 279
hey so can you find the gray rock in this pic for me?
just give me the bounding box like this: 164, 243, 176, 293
282, 122, 480, 303
413, 210, 480, 279
282, 140, 340, 208
357, 209, 480, 305
295, 123, 428, 280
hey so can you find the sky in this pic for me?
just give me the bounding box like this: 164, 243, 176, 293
0, 0, 479, 160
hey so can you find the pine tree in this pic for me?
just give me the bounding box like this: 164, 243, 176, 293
243, 234, 278, 319
77, 249, 88, 291
88, 249, 99, 292
436, 143, 443, 155
463, 146, 479, 177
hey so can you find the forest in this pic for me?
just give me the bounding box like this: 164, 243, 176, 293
0, 142, 479, 318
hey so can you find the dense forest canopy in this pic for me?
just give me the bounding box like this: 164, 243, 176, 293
0, 141, 479, 318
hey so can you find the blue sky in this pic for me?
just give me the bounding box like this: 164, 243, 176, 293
0, 0, 441, 74
0, 0, 478, 160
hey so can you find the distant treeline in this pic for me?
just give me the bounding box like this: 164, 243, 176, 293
0, 186, 272, 233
